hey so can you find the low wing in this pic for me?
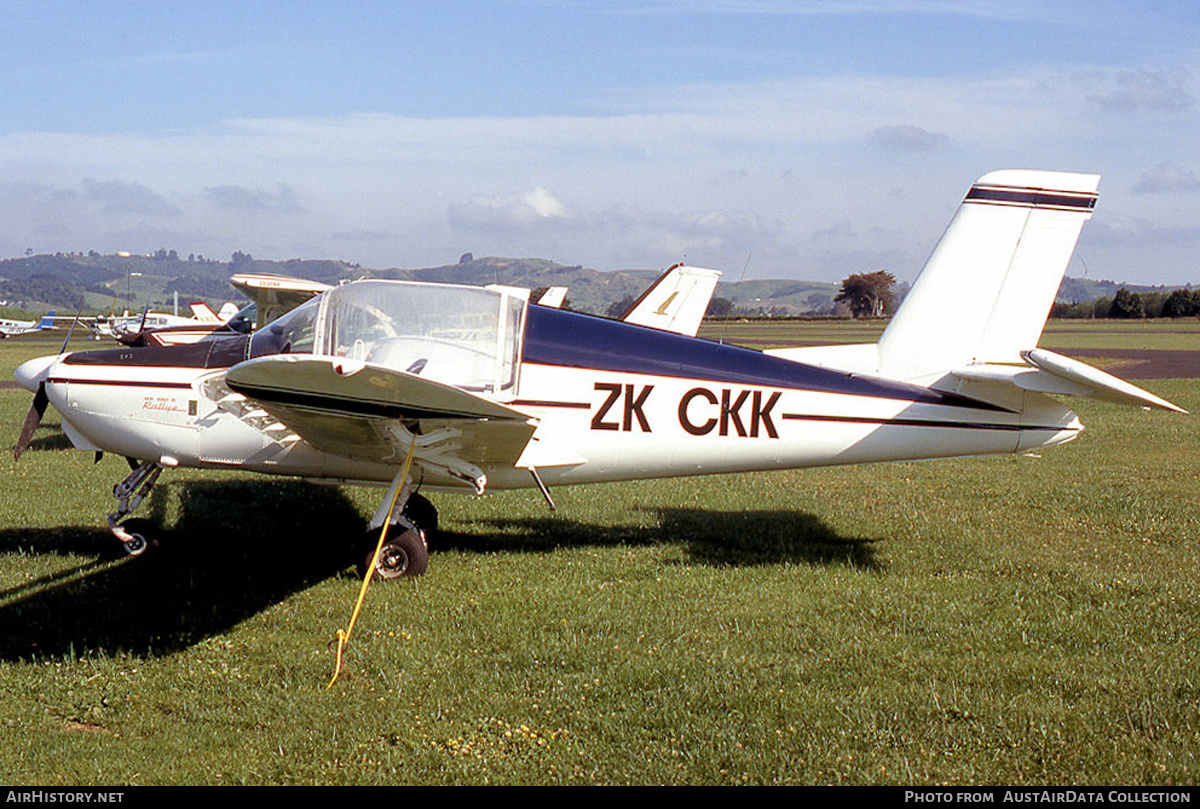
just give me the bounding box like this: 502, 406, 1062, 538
223, 355, 538, 491
621, 264, 721, 336
229, 273, 333, 327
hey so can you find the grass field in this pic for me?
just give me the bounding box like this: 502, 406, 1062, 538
0, 322, 1197, 785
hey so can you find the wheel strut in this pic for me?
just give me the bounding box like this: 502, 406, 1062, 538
107, 460, 163, 553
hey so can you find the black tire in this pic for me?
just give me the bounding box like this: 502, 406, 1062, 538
118, 518, 155, 557
365, 521, 429, 580
402, 492, 439, 540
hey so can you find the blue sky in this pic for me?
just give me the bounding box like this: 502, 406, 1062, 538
1, 1, 1198, 285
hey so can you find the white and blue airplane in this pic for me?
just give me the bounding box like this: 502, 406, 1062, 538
0, 311, 58, 339
12, 170, 1183, 577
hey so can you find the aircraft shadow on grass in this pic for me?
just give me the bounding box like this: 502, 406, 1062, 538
20, 432, 74, 453
0, 480, 879, 661
440, 508, 881, 570
0, 479, 365, 661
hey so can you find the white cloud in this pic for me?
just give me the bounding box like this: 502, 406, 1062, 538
80, 179, 180, 216
868, 125, 949, 151
1132, 162, 1200, 194
1087, 68, 1194, 114
449, 187, 569, 232
204, 183, 304, 214
0, 62, 1196, 283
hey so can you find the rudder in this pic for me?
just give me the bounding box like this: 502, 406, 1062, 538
876, 170, 1099, 383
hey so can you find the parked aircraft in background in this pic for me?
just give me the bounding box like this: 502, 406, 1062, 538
536, 286, 568, 308
619, 264, 720, 336
114, 275, 333, 347
0, 311, 58, 338
12, 170, 1183, 579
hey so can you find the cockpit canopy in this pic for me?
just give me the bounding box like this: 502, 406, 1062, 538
248, 280, 528, 395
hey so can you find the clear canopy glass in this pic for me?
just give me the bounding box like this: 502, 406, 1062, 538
249, 280, 527, 394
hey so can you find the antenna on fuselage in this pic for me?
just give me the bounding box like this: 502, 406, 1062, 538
718, 250, 752, 346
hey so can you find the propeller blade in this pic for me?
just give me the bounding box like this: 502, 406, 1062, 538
59, 306, 85, 353
13, 383, 49, 460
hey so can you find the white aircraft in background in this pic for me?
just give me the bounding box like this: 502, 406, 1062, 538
618, 264, 720, 336
118, 274, 334, 347
13, 170, 1183, 578
0, 311, 59, 338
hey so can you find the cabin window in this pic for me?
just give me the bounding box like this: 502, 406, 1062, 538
320, 281, 526, 394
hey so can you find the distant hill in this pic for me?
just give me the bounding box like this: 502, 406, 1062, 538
383, 257, 662, 315
0, 250, 1187, 317
1054, 276, 1184, 304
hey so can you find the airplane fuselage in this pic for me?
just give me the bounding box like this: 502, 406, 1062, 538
29, 304, 1082, 493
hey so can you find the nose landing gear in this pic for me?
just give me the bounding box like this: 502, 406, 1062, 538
107, 460, 163, 556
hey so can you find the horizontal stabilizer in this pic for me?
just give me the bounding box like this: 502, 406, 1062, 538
1020, 349, 1185, 413
946, 350, 1185, 413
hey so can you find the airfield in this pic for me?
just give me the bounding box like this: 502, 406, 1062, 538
1, 320, 1196, 786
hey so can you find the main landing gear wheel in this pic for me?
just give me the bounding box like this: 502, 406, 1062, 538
364, 520, 429, 580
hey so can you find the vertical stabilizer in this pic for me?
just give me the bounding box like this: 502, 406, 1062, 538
876, 170, 1099, 383
621, 264, 721, 337
190, 302, 220, 323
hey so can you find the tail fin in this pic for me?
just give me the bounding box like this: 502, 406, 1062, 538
621, 263, 721, 337
765, 169, 1183, 413
876, 170, 1099, 382
536, 286, 569, 308
190, 301, 220, 322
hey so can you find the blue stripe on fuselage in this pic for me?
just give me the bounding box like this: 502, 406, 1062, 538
522, 307, 1005, 412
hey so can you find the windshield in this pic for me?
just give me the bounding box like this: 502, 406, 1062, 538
227, 303, 256, 334
249, 280, 527, 394
248, 296, 320, 356
325, 281, 525, 393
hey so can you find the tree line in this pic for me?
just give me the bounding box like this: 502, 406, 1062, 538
833, 272, 1200, 321
1051, 287, 1200, 319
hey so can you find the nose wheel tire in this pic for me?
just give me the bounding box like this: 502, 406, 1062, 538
123, 534, 150, 557
116, 518, 156, 557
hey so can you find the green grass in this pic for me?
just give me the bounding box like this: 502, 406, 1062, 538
1041, 319, 1200, 351
0, 324, 1197, 785
698, 315, 1200, 352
